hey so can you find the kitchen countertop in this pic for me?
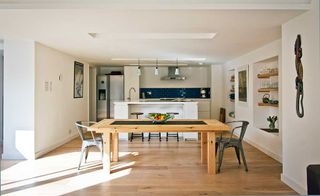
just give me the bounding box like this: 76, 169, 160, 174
114, 101, 198, 105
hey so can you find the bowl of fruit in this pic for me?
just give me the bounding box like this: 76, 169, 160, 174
146, 113, 174, 124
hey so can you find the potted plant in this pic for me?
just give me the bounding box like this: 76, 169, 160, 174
267, 116, 278, 130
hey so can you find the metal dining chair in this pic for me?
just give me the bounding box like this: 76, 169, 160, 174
216, 120, 249, 173
75, 121, 103, 170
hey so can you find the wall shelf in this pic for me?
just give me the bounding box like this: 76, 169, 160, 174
257, 72, 278, 78
258, 103, 278, 107
258, 88, 278, 92
260, 128, 279, 133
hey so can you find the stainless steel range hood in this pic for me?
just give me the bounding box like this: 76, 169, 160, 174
161, 67, 186, 80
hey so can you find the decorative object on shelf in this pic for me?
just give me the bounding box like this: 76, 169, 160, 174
200, 88, 207, 98
269, 100, 279, 104
146, 113, 174, 124
294, 34, 304, 118
260, 94, 278, 105
267, 116, 278, 130
228, 111, 235, 118
73, 61, 84, 98
262, 94, 270, 103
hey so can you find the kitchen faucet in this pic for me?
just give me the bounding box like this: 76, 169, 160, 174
127, 87, 136, 101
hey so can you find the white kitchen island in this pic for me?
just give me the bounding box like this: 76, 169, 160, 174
113, 101, 198, 140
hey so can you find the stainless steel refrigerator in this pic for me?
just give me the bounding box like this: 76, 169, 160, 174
97, 75, 124, 121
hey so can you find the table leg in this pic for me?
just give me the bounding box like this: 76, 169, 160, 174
201, 132, 207, 164
112, 133, 119, 162
102, 133, 111, 174
207, 132, 216, 175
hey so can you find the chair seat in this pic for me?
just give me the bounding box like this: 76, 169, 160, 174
84, 132, 102, 139
217, 138, 239, 146
131, 112, 144, 115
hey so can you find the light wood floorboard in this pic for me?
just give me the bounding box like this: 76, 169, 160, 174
1, 138, 296, 195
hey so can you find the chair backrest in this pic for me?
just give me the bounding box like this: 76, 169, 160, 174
227, 120, 249, 143
75, 121, 97, 141
238, 121, 249, 142
219, 108, 226, 123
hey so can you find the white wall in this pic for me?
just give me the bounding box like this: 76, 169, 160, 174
124, 66, 140, 101
223, 39, 283, 162
140, 66, 211, 88
211, 65, 224, 119
89, 67, 97, 121
281, 0, 320, 194
34, 43, 89, 157
2, 39, 35, 159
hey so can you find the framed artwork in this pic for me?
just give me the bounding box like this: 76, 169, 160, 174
238, 65, 248, 102
74, 61, 84, 98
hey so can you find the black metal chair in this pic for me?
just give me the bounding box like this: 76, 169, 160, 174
166, 112, 179, 141
130, 112, 144, 142
75, 121, 103, 170
216, 120, 249, 173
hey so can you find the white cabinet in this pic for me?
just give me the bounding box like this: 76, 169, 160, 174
195, 99, 211, 119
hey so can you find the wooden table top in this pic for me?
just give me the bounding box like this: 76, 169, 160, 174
89, 119, 231, 133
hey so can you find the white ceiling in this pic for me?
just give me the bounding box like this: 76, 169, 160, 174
0, 0, 309, 66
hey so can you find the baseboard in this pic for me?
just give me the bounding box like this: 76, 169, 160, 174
281, 173, 306, 195
242, 136, 282, 163
35, 134, 78, 158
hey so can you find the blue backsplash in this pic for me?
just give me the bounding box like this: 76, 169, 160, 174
140, 88, 211, 99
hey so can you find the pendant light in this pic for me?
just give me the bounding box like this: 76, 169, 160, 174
154, 59, 159, 75
175, 59, 180, 75
137, 59, 141, 76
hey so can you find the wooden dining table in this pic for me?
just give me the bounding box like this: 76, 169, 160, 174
89, 119, 230, 175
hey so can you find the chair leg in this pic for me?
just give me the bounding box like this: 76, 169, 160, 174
159, 132, 161, 141
130, 132, 133, 142
148, 133, 151, 141
240, 144, 248, 172
166, 132, 169, 141
215, 142, 219, 156
142, 133, 144, 141
84, 147, 89, 163
235, 146, 241, 165
78, 146, 86, 170
176, 133, 179, 142
217, 145, 225, 173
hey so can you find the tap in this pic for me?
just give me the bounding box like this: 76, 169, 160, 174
127, 87, 136, 101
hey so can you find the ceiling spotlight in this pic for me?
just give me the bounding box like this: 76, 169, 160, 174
137, 67, 141, 76
137, 59, 141, 76
175, 59, 180, 75
155, 59, 159, 75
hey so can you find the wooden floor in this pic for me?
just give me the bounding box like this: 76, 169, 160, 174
1, 137, 296, 195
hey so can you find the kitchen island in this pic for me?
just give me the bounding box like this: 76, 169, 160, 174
113, 101, 198, 140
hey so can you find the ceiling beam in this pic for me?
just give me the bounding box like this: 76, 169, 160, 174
0, 0, 311, 10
